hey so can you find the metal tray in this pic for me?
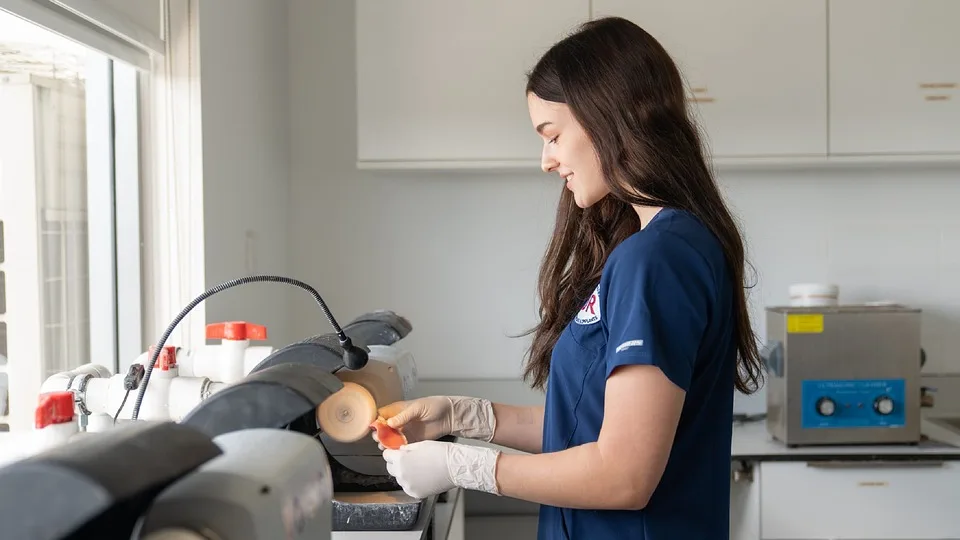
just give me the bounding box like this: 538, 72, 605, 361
332, 491, 423, 531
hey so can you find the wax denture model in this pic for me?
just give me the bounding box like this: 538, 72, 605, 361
370, 416, 408, 449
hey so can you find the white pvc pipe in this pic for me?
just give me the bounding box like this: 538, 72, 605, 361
85, 413, 115, 432
82, 377, 117, 415
243, 346, 274, 374
82, 371, 224, 423
173, 346, 213, 378
218, 339, 248, 383
39, 363, 113, 395
175, 344, 273, 382
167, 377, 209, 421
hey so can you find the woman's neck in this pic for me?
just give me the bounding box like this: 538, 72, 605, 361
634, 205, 663, 229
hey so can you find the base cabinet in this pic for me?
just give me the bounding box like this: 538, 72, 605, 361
732, 461, 960, 540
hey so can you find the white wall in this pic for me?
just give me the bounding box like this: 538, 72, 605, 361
196, 0, 294, 347
289, 0, 556, 380
720, 165, 960, 375
288, 1, 960, 400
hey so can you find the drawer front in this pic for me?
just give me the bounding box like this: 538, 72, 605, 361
760, 460, 960, 539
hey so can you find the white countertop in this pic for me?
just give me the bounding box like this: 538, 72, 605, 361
448, 417, 960, 463
731, 419, 960, 461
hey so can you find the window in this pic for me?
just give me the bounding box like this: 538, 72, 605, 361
0, 8, 144, 432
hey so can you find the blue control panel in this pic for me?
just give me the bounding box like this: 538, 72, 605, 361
801, 378, 905, 429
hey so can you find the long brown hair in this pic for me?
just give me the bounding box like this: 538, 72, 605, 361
521, 16, 763, 395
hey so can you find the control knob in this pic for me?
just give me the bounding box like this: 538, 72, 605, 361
874, 396, 895, 415
816, 397, 836, 417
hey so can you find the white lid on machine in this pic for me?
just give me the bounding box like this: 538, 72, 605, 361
788, 283, 839, 307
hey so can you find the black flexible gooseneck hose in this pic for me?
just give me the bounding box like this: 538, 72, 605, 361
128, 275, 368, 421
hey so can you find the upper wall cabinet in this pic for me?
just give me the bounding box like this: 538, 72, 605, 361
828, 0, 960, 155
355, 0, 588, 168
591, 0, 828, 159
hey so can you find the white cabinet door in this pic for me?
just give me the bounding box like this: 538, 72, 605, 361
730, 466, 760, 540
591, 0, 828, 158
760, 460, 960, 539
356, 0, 588, 166
829, 0, 960, 155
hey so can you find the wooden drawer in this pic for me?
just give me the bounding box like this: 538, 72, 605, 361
760, 460, 960, 539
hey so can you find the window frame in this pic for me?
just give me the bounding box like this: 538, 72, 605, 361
0, 0, 204, 431
136, 0, 207, 368
86, 55, 142, 373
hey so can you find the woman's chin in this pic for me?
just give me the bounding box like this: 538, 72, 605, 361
572, 191, 594, 209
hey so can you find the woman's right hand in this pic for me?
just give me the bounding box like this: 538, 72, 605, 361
373, 395, 497, 447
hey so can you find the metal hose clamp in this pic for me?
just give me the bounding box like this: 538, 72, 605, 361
68, 373, 93, 416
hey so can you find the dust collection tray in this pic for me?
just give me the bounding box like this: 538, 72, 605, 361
332, 491, 424, 531
325, 435, 455, 531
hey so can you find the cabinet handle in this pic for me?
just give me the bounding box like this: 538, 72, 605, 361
919, 82, 956, 89
925, 95, 951, 101
806, 460, 944, 469
690, 87, 709, 94
687, 96, 715, 103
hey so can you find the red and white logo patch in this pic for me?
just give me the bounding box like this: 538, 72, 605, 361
575, 284, 601, 325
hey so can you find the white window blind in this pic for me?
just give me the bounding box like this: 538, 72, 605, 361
52, 0, 163, 53
0, 0, 164, 70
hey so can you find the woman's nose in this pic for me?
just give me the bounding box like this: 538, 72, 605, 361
541, 148, 558, 173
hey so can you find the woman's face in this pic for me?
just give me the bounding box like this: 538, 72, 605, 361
527, 92, 609, 209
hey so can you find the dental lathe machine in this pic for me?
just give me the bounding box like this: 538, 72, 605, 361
0, 274, 439, 539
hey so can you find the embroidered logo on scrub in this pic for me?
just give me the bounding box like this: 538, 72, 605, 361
575, 284, 601, 325
615, 340, 644, 353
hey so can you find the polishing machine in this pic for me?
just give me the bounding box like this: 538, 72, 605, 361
0, 382, 337, 540
0, 274, 437, 538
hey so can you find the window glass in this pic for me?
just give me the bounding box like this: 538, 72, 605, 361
0, 10, 139, 432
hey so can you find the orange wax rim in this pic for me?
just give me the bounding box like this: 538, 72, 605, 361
371, 415, 408, 449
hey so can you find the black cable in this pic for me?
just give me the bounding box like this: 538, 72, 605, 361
112, 363, 145, 422
114, 390, 130, 423
131, 275, 361, 420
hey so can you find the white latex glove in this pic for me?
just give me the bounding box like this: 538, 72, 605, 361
376, 395, 497, 445
383, 440, 501, 499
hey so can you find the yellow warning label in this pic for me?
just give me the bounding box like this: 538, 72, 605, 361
787, 314, 824, 333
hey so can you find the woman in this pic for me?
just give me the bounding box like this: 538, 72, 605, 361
373, 16, 763, 540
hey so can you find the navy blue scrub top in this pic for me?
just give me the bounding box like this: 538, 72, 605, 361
538, 208, 737, 540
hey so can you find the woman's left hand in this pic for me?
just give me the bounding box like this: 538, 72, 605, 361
383, 440, 502, 499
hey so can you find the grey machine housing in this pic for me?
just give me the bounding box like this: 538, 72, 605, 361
132, 428, 334, 540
